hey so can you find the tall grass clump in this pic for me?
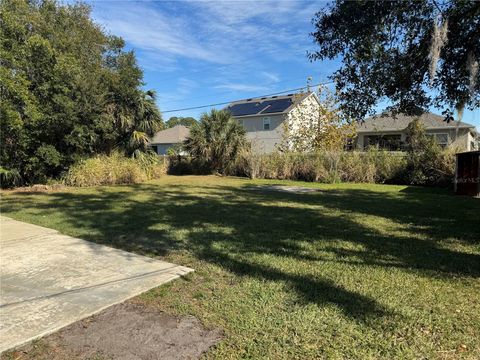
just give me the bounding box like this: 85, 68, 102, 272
234, 150, 408, 184
64, 152, 166, 187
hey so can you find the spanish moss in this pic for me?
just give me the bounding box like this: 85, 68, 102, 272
467, 52, 479, 95
429, 15, 448, 85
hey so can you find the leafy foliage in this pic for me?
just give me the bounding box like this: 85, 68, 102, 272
403, 119, 455, 185
310, 1, 480, 120
279, 88, 356, 152
0, 167, 21, 188
0, 0, 163, 186
184, 109, 247, 174
166, 116, 197, 128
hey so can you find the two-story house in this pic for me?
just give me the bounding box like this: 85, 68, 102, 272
226, 92, 321, 153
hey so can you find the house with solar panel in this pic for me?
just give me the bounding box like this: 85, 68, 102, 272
225, 92, 321, 153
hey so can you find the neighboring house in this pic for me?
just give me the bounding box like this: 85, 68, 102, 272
226, 92, 321, 153
353, 112, 478, 151
149, 125, 190, 155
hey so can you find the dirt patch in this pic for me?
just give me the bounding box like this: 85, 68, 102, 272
248, 185, 321, 194
5, 183, 66, 193
6, 302, 222, 360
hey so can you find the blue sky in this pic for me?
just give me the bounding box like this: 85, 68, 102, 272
88, 0, 479, 129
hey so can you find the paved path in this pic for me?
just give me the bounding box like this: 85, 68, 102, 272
0, 216, 193, 353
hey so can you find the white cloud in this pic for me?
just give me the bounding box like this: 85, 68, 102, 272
177, 77, 198, 96
89, 0, 325, 112
91, 0, 318, 68
192, 1, 301, 25
91, 2, 229, 64
261, 71, 280, 83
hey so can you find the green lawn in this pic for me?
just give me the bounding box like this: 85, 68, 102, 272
2, 176, 479, 359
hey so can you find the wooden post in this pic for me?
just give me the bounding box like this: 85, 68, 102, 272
454, 154, 458, 193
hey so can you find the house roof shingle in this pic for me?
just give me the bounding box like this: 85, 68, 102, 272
150, 125, 190, 144
357, 112, 475, 132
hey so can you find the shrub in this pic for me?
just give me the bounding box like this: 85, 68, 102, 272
169, 147, 454, 187
24, 145, 64, 184
403, 120, 455, 186
0, 167, 21, 188
234, 150, 410, 184
64, 152, 166, 187
184, 109, 247, 174
167, 155, 210, 175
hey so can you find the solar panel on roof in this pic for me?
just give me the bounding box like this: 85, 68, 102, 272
227, 97, 295, 116
261, 98, 293, 114
228, 102, 265, 116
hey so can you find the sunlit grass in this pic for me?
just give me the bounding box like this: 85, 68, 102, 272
2, 175, 479, 359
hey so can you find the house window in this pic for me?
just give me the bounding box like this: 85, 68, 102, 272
263, 117, 271, 130
150, 145, 158, 154
435, 133, 449, 148
344, 137, 354, 151
365, 135, 402, 151
428, 133, 449, 149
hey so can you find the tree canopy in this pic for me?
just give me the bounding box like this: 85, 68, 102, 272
0, 0, 163, 185
310, 0, 480, 121
166, 116, 197, 128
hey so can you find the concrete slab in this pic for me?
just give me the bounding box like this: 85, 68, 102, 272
0, 216, 193, 353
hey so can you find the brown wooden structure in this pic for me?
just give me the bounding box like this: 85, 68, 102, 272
454, 151, 480, 197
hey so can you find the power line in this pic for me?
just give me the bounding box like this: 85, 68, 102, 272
161, 81, 334, 114
160, 75, 320, 105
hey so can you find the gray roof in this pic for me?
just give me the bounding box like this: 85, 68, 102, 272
150, 125, 190, 144
226, 92, 312, 117
357, 112, 475, 132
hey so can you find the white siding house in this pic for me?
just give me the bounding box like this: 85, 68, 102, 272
226, 92, 321, 153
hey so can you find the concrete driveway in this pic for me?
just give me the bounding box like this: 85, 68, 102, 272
0, 216, 193, 353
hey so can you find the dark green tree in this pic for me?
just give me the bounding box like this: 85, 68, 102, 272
184, 109, 247, 174
0, 0, 163, 186
166, 116, 197, 128
309, 1, 480, 121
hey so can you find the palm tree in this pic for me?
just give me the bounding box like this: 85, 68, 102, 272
184, 109, 247, 174
117, 90, 163, 157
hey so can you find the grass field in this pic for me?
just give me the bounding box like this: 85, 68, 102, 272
2, 176, 479, 359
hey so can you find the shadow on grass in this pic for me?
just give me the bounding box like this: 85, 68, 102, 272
2, 180, 479, 322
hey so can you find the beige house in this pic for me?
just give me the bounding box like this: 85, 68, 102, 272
353, 112, 478, 151
226, 92, 321, 153
149, 125, 190, 155
149, 93, 320, 155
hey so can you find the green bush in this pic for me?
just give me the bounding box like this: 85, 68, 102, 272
64, 153, 166, 187
167, 155, 211, 175
403, 120, 456, 186
184, 109, 247, 174
0, 167, 21, 188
